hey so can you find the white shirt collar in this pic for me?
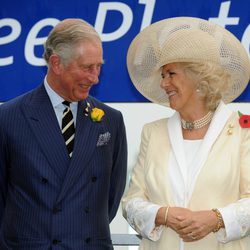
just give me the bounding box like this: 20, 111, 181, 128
44, 76, 64, 108
43, 76, 78, 109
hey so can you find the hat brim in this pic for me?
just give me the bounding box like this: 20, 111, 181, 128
127, 17, 250, 106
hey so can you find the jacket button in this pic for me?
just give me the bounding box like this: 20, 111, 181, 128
41, 177, 48, 184
85, 237, 91, 243
52, 239, 61, 244
53, 206, 62, 214
91, 176, 97, 182
84, 206, 90, 213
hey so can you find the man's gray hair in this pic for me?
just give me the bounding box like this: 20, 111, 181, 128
43, 18, 101, 65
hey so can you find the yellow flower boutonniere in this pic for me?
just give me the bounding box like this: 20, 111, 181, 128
91, 107, 105, 122
83, 101, 105, 122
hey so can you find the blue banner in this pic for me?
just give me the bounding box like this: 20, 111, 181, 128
1, 0, 250, 102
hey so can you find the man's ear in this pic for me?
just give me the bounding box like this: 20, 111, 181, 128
49, 54, 62, 75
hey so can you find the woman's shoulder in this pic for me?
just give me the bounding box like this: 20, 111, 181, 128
143, 117, 169, 128
141, 117, 171, 138
228, 111, 250, 129
226, 111, 250, 143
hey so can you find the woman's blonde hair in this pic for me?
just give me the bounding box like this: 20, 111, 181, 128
181, 62, 231, 111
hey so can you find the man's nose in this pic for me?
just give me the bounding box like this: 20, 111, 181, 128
88, 74, 99, 84
88, 68, 100, 84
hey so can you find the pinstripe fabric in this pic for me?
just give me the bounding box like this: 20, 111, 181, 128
0, 84, 127, 250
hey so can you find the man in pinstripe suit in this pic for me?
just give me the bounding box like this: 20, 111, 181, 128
0, 18, 127, 249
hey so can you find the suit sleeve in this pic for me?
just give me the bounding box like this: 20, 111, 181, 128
217, 126, 250, 242
122, 123, 164, 240
0, 119, 8, 225
108, 112, 127, 222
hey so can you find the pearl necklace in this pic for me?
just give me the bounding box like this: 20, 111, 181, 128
181, 111, 213, 131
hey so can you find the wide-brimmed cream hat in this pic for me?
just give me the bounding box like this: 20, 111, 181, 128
127, 16, 250, 106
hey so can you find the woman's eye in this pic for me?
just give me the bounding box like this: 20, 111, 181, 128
161, 72, 175, 79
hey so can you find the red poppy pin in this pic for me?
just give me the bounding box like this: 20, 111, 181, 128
238, 111, 250, 128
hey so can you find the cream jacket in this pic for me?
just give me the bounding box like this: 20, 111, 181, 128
123, 103, 250, 250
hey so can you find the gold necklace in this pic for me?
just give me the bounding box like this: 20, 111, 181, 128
181, 111, 213, 131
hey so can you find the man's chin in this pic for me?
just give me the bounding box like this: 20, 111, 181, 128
77, 92, 89, 101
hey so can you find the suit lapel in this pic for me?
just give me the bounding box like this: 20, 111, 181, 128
186, 101, 232, 203
168, 112, 187, 184
22, 85, 70, 179
56, 98, 103, 201
149, 119, 175, 206
24, 89, 105, 201
167, 102, 232, 206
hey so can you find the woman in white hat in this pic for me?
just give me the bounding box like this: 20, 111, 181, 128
122, 17, 250, 250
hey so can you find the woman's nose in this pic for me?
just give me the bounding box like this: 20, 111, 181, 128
160, 77, 170, 89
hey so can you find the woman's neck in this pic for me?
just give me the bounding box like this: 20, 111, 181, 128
179, 105, 209, 122
179, 104, 213, 140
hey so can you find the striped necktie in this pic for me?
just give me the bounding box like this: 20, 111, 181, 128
62, 101, 75, 157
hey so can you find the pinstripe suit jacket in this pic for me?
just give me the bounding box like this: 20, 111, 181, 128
0, 84, 127, 250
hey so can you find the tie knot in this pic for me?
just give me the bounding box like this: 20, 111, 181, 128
62, 101, 71, 107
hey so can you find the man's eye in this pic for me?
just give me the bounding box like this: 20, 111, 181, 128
81, 64, 102, 71
81, 65, 90, 70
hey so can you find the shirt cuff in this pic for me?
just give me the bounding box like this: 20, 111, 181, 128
147, 205, 165, 241
216, 206, 242, 243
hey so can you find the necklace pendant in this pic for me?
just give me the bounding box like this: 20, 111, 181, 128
186, 121, 194, 131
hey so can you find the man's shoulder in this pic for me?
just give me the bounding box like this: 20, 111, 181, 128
0, 84, 45, 121
1, 85, 43, 108
0, 92, 28, 112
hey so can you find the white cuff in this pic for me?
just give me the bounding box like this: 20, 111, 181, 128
124, 198, 165, 241
147, 205, 165, 241
217, 206, 242, 243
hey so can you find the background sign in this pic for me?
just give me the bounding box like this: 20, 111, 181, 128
1, 0, 250, 102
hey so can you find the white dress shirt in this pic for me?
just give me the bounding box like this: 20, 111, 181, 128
44, 77, 78, 128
